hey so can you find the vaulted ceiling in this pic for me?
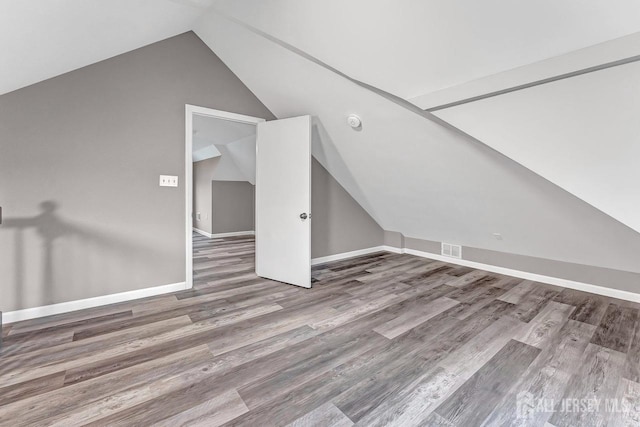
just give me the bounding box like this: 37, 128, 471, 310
4, 1, 640, 273
0, 0, 216, 95
192, 115, 257, 183
206, 0, 640, 104
192, 7, 640, 275
435, 58, 640, 235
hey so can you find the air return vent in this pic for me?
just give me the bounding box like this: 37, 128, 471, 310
441, 242, 462, 259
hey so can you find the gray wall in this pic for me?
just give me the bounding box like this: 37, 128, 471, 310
383, 231, 404, 249
0, 32, 275, 312
193, 156, 256, 235
389, 234, 640, 294
312, 159, 384, 258
194, 157, 384, 255
211, 181, 255, 234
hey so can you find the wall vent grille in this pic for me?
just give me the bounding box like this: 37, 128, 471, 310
441, 242, 462, 259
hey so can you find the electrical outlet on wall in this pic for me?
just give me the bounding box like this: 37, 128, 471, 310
196, 212, 201, 221
159, 175, 178, 187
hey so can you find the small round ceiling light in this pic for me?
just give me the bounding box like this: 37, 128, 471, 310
347, 114, 362, 129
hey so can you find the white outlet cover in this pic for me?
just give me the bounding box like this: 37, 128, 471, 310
159, 175, 178, 187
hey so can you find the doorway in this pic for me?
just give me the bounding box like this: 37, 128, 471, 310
185, 105, 264, 289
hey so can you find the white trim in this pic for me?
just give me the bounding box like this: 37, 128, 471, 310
382, 246, 640, 303
311, 246, 387, 266
185, 105, 193, 290
382, 245, 404, 254
3, 282, 186, 324
192, 228, 255, 238
211, 231, 255, 238
187, 105, 267, 125
8, 245, 636, 323
192, 227, 214, 238
185, 105, 265, 291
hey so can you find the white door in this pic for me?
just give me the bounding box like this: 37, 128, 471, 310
255, 115, 312, 288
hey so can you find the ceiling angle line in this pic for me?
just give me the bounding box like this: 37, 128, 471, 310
208, 9, 506, 154
426, 53, 640, 112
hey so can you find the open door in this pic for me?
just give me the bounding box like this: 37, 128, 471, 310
255, 115, 311, 288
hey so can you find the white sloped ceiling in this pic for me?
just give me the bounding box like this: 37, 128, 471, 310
209, 144, 252, 182
208, 0, 640, 102
193, 10, 640, 274
192, 114, 257, 182
411, 31, 640, 110
434, 60, 640, 234
205, 0, 640, 236
225, 136, 257, 185
0, 0, 216, 95
192, 143, 221, 162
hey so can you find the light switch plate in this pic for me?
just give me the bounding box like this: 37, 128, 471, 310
159, 175, 178, 187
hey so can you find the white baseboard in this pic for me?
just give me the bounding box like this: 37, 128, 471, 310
211, 230, 255, 238
192, 227, 213, 238
7, 244, 636, 324
382, 245, 404, 255
312, 246, 387, 266
382, 245, 640, 303
3, 281, 187, 324
193, 228, 254, 238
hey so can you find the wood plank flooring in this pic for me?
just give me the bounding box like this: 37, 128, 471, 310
1, 233, 639, 426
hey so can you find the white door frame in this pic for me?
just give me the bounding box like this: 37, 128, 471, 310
184, 104, 266, 289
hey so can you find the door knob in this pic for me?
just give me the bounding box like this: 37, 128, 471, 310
300, 213, 308, 220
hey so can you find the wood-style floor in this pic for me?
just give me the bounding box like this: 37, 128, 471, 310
1, 234, 640, 426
